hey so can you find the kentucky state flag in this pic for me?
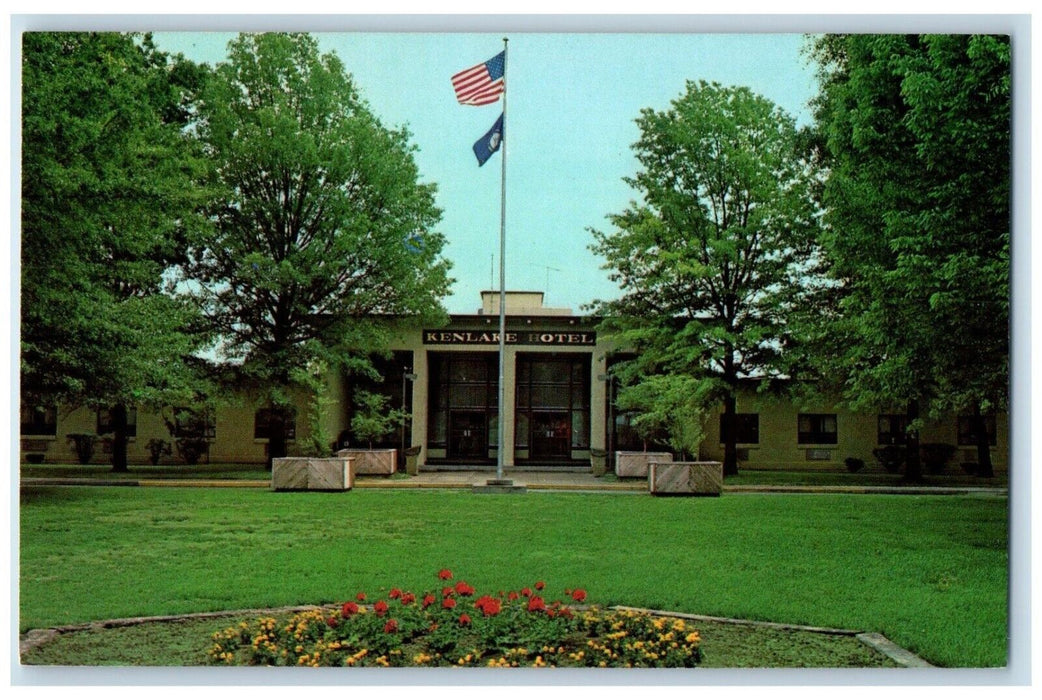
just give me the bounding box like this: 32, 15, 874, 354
473, 113, 504, 167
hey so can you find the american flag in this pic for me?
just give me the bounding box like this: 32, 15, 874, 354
451, 51, 505, 106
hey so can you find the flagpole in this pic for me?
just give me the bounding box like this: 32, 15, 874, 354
496, 36, 508, 483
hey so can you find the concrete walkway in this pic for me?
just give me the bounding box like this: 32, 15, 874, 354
19, 470, 1009, 496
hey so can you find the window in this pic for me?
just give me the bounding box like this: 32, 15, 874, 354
514, 354, 591, 456
798, 413, 837, 445
172, 408, 216, 439
958, 414, 997, 446
254, 408, 296, 441
877, 414, 907, 445
720, 413, 759, 445
96, 406, 138, 438
20, 404, 56, 436
427, 353, 497, 449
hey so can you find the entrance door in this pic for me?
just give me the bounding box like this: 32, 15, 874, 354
449, 411, 487, 460
530, 412, 570, 461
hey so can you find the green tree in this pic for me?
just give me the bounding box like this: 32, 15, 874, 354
21, 32, 212, 471
191, 33, 451, 466
591, 80, 820, 476
350, 390, 409, 450
808, 34, 1010, 478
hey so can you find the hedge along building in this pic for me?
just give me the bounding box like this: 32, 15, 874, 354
20, 290, 1008, 475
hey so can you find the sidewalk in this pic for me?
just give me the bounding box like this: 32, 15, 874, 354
19, 470, 1008, 496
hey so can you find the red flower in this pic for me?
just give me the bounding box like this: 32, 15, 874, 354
374, 600, 389, 616
356, 592, 367, 602
388, 588, 402, 600
442, 586, 454, 597
422, 593, 436, 608
559, 608, 574, 619
458, 613, 472, 626
474, 595, 502, 616
507, 591, 519, 601
535, 581, 545, 590
327, 616, 339, 627
442, 597, 457, 610
401, 592, 416, 605
571, 589, 587, 603
521, 587, 532, 597
454, 581, 475, 597
527, 596, 546, 613
341, 601, 359, 618
438, 569, 453, 580
384, 619, 399, 634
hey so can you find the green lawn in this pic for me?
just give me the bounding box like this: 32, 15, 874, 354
19, 486, 1008, 667
20, 462, 272, 480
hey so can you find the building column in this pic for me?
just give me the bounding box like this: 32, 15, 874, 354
501, 348, 517, 467
590, 352, 607, 453
411, 350, 429, 467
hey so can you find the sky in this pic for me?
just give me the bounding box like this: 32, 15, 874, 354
150, 29, 822, 315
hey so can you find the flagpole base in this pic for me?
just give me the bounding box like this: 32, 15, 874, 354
473, 479, 526, 494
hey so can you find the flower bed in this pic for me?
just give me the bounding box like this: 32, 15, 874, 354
207, 570, 702, 668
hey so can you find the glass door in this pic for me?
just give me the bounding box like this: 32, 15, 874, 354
449, 410, 487, 460
530, 411, 571, 460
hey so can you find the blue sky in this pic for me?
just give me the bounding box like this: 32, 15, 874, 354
151, 30, 822, 314
153, 31, 821, 314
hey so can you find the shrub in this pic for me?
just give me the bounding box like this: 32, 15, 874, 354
175, 438, 209, 465
207, 571, 702, 668
146, 439, 172, 466
844, 457, 865, 473
920, 443, 957, 475
66, 434, 96, 465
872, 446, 905, 474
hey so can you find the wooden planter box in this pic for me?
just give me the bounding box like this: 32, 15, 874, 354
271, 457, 353, 492
615, 451, 673, 478
337, 448, 397, 475
648, 461, 723, 496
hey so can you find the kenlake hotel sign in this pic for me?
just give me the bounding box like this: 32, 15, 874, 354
423, 329, 597, 346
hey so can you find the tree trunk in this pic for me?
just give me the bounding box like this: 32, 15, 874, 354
973, 403, 994, 478
265, 405, 288, 471
903, 399, 922, 483
110, 403, 129, 473
722, 393, 739, 477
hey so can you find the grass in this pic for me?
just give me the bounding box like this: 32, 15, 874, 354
19, 612, 899, 668
19, 486, 1008, 667
20, 462, 272, 481
721, 468, 1008, 488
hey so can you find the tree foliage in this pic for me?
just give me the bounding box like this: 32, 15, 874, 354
807, 34, 1010, 477
591, 80, 820, 475
350, 390, 409, 450
189, 33, 452, 463
20, 32, 212, 470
